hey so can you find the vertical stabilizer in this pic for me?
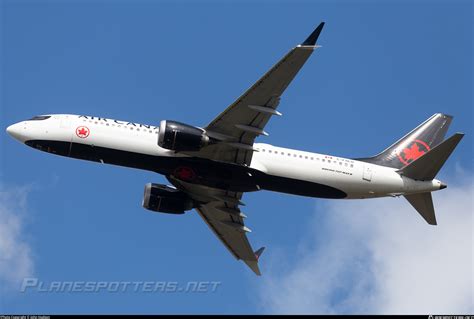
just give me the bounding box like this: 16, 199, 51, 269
359, 113, 452, 169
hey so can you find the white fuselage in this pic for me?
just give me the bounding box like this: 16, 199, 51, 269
6, 114, 444, 199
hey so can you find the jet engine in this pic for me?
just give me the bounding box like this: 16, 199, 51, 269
142, 183, 195, 214
158, 120, 210, 152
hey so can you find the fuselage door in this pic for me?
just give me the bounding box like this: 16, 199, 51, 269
363, 164, 372, 182
59, 115, 73, 143
60, 115, 72, 129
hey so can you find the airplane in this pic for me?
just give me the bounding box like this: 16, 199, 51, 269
6, 22, 464, 275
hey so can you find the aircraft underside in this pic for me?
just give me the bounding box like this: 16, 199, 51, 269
26, 139, 348, 199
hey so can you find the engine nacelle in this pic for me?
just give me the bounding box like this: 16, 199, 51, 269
158, 120, 209, 152
142, 183, 195, 214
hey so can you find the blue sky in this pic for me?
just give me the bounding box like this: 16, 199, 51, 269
1, 0, 472, 314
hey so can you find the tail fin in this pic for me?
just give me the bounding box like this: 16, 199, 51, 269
404, 193, 437, 225
398, 133, 464, 181
359, 113, 453, 169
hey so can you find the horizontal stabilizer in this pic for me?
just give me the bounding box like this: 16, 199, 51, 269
397, 133, 464, 181
404, 192, 436, 225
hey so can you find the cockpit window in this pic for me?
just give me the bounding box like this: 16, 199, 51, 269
28, 115, 51, 121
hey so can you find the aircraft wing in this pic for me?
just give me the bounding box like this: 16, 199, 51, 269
197, 22, 325, 165
167, 176, 265, 275
166, 24, 325, 275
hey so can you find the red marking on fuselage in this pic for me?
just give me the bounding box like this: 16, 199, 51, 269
174, 166, 196, 181
76, 126, 90, 138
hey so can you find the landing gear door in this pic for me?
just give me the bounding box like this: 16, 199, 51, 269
363, 164, 372, 182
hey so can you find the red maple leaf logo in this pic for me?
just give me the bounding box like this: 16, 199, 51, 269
78, 128, 87, 135
397, 139, 430, 165
403, 143, 425, 162
76, 126, 90, 138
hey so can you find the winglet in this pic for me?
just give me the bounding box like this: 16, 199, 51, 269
301, 22, 325, 46
243, 247, 266, 276
254, 246, 265, 260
